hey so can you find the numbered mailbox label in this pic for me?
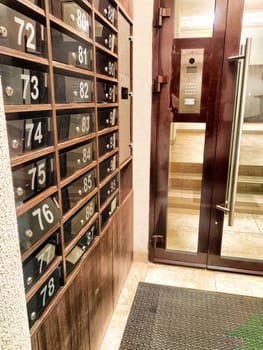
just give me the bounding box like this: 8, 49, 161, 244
100, 175, 118, 206
0, 4, 46, 56
23, 232, 60, 292
96, 50, 116, 78
66, 219, 98, 275
59, 140, 96, 179
97, 80, 116, 103
94, 0, 116, 25
27, 267, 61, 328
7, 114, 52, 157
64, 195, 97, 244
51, 27, 93, 70
18, 196, 60, 253
62, 167, 97, 213
62, 2, 92, 38
99, 154, 117, 182
95, 20, 116, 52
0, 64, 49, 105
54, 74, 94, 104
13, 155, 56, 207
99, 132, 117, 157
98, 108, 117, 130
57, 110, 95, 142
101, 195, 118, 228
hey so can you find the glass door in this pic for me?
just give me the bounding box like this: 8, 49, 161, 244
150, 0, 218, 267
209, 0, 263, 273
150, 0, 263, 275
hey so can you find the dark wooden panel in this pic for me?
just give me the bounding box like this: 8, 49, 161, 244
36, 266, 90, 350
118, 0, 133, 19
88, 227, 113, 350
113, 192, 133, 305
31, 332, 39, 350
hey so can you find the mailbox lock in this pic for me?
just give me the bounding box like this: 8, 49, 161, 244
16, 187, 24, 197
106, 119, 109, 125
26, 276, 33, 286
80, 219, 85, 226
0, 26, 7, 37
30, 312, 37, 321
104, 8, 108, 16
77, 159, 81, 165
107, 190, 111, 195
104, 38, 108, 45
73, 90, 78, 97
71, 52, 76, 59
78, 189, 82, 196
70, 14, 75, 22
75, 126, 80, 133
107, 167, 111, 173
25, 229, 33, 239
5, 86, 14, 97
11, 139, 19, 150
104, 66, 108, 73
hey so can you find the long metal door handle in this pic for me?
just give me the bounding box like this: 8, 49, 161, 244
216, 38, 252, 226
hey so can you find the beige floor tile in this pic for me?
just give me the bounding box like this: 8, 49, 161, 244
145, 263, 217, 291
215, 271, 263, 297
118, 262, 148, 305
100, 262, 263, 350
100, 304, 130, 350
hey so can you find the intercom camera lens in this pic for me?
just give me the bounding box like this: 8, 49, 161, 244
189, 58, 195, 64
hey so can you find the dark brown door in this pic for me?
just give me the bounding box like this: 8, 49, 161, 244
150, 0, 263, 275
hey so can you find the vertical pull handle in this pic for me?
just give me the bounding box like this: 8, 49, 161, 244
216, 38, 252, 226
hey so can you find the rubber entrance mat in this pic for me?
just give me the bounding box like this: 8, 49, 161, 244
119, 282, 263, 350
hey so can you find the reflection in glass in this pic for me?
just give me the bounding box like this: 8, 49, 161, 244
221, 0, 263, 260
166, 123, 206, 252
174, 0, 215, 38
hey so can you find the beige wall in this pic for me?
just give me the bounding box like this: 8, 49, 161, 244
0, 78, 31, 349
133, 0, 153, 259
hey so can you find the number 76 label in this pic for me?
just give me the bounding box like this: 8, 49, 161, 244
18, 196, 60, 253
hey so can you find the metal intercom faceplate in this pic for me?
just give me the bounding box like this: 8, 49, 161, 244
178, 48, 204, 114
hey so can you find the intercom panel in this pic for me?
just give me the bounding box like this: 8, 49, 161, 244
178, 48, 204, 114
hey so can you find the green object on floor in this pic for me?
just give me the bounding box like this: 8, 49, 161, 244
227, 314, 263, 350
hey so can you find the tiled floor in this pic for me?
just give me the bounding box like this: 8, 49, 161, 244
100, 260, 263, 350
